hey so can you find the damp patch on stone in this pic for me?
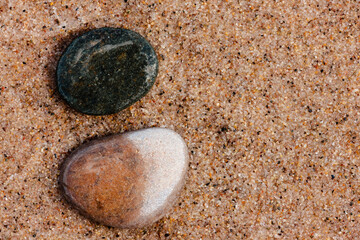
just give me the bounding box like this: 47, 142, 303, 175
57, 27, 158, 115
59, 128, 189, 228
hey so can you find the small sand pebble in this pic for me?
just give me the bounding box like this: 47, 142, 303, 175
59, 128, 189, 228
57, 27, 158, 115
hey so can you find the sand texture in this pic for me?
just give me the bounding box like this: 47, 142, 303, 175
1, 0, 360, 239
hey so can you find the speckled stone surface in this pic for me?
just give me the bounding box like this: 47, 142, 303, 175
60, 128, 188, 228
57, 27, 158, 115
1, 0, 360, 239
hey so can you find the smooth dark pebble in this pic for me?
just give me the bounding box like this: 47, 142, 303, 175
57, 27, 158, 115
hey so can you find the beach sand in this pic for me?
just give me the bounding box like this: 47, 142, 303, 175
1, 0, 360, 239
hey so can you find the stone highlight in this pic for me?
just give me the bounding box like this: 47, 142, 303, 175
59, 128, 189, 228
57, 27, 158, 115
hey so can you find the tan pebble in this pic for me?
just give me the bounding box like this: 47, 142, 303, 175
59, 128, 189, 228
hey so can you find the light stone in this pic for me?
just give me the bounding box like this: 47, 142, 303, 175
59, 128, 188, 228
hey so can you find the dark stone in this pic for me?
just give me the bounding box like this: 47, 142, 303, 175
57, 28, 158, 115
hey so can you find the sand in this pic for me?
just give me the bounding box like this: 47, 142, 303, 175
1, 0, 360, 239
